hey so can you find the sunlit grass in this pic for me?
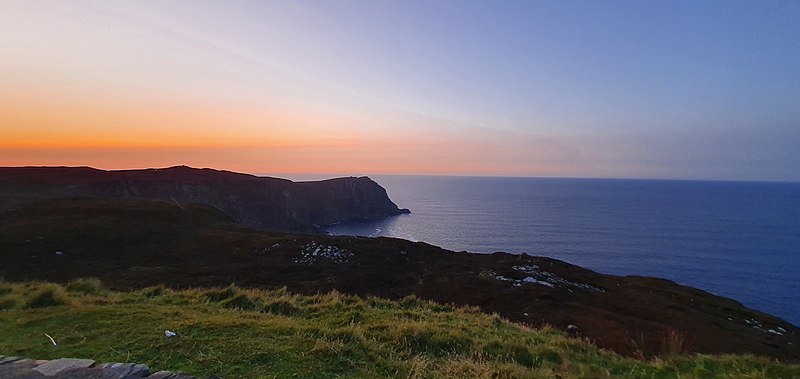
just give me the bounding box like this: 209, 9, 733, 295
0, 280, 797, 378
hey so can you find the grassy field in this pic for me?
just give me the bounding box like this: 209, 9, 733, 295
0, 280, 797, 379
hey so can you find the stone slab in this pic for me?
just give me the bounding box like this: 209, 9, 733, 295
33, 358, 95, 376
148, 372, 177, 379
0, 356, 22, 365
0, 357, 204, 378
98, 362, 151, 378
0, 360, 46, 379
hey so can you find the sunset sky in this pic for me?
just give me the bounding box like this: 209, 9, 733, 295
2, 1, 799, 180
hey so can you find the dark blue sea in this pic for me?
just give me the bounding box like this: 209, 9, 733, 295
286, 175, 800, 325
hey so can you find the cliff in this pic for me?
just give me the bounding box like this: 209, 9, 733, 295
0, 166, 409, 232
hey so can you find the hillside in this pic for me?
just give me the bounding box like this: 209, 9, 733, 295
0, 198, 797, 362
1, 281, 799, 378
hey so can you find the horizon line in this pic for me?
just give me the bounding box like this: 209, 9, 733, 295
4, 164, 798, 184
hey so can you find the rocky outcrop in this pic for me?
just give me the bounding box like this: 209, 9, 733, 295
0, 356, 207, 378
0, 166, 409, 232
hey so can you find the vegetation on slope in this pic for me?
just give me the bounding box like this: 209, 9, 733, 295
3, 199, 797, 361
1, 280, 797, 379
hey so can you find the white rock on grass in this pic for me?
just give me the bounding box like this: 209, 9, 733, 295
522, 276, 555, 287
295, 242, 353, 264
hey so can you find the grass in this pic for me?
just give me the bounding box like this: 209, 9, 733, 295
0, 281, 797, 379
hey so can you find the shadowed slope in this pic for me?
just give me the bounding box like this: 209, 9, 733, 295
0, 199, 797, 361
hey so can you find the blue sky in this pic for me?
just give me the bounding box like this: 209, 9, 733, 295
2, 0, 799, 180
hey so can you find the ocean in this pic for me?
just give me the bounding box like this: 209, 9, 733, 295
284, 175, 800, 325
276, 175, 800, 325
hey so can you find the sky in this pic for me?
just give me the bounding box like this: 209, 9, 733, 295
1, 1, 799, 181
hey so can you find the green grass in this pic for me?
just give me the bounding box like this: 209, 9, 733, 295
0, 281, 797, 378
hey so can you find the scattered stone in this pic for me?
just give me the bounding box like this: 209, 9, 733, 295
33, 358, 95, 376
509, 265, 604, 292
522, 276, 555, 287
567, 324, 579, 337
254, 242, 283, 254
744, 318, 788, 336
295, 242, 353, 264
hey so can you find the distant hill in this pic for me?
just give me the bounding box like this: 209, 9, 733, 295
0, 166, 410, 233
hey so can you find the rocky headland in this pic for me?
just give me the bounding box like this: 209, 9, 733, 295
0, 166, 409, 233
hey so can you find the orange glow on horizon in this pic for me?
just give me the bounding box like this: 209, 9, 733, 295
1, 75, 571, 177
1, 92, 369, 150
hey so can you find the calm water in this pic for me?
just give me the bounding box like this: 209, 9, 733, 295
318, 176, 800, 325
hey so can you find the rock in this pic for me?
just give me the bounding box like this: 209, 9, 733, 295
567, 324, 579, 337
0, 359, 45, 379
33, 358, 95, 376
126, 363, 150, 377
0, 357, 200, 379
148, 371, 177, 379
0, 356, 22, 365
99, 362, 150, 377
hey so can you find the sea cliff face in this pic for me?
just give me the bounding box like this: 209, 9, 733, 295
0, 166, 409, 232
